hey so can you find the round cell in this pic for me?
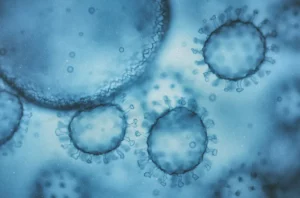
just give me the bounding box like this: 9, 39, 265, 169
203, 21, 266, 80
67, 66, 74, 73
192, 6, 278, 93
147, 107, 208, 175
0, 91, 23, 146
78, 32, 84, 37
0, 0, 170, 109
69, 104, 127, 155
33, 166, 90, 198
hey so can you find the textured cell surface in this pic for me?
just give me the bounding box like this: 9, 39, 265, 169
203, 22, 265, 80
33, 165, 90, 198
147, 107, 208, 175
69, 104, 127, 155
1, 1, 299, 198
192, 6, 277, 92
0, 91, 23, 146
0, 0, 170, 109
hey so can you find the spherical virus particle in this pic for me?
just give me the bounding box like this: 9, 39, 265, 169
56, 101, 137, 164
147, 107, 208, 175
69, 104, 127, 155
0, 0, 170, 109
203, 21, 265, 80
135, 93, 218, 187
192, 6, 278, 92
0, 91, 23, 146
33, 164, 90, 198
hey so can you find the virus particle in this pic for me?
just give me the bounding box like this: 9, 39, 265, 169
32, 162, 91, 198
0, 0, 170, 109
0, 91, 32, 156
192, 6, 278, 92
274, 1, 300, 50
135, 93, 217, 188
212, 159, 272, 198
147, 107, 208, 175
55, 94, 138, 164
209, 93, 217, 102
274, 78, 300, 130
69, 104, 126, 155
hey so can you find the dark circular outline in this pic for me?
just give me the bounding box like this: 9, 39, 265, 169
147, 106, 209, 175
68, 103, 128, 155
0, 0, 172, 110
0, 90, 23, 146
202, 20, 267, 81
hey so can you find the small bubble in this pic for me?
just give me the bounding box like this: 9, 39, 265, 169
88, 7, 96, 15
69, 51, 76, 58
119, 47, 124, 53
235, 190, 241, 196
135, 131, 141, 137
67, 66, 74, 73
153, 189, 160, 196
238, 176, 243, 182
209, 93, 216, 102
189, 141, 196, 148
78, 32, 84, 37
277, 96, 282, 102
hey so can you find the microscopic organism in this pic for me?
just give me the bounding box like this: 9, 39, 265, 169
0, 90, 32, 156
0, 0, 170, 109
32, 162, 91, 198
55, 94, 138, 164
192, 6, 278, 92
135, 93, 217, 188
147, 107, 208, 175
